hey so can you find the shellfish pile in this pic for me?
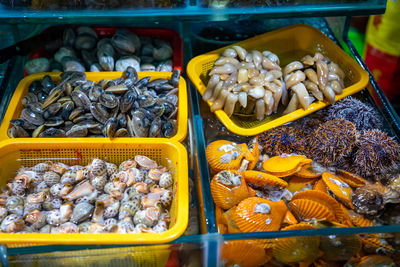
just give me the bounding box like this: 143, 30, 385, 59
0, 156, 174, 234
9, 68, 179, 138
203, 46, 345, 120
206, 141, 399, 265
24, 27, 174, 75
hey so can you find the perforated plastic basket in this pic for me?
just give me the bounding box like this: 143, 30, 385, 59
187, 24, 369, 136
0, 138, 188, 246
0, 71, 187, 142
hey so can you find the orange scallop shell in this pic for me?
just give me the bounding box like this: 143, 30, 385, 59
235, 197, 287, 232
206, 140, 250, 173
248, 138, 261, 170
210, 170, 249, 210
281, 222, 315, 231
296, 163, 323, 179
289, 199, 336, 222
291, 190, 345, 223
288, 176, 317, 193
313, 258, 341, 267
263, 155, 311, 177
215, 206, 225, 224
223, 206, 241, 234
283, 210, 298, 225
273, 235, 320, 263
313, 179, 328, 193
221, 240, 272, 267
217, 223, 228, 234
337, 169, 367, 188
347, 210, 375, 227
322, 172, 354, 209
346, 255, 395, 267
242, 170, 288, 188
340, 204, 354, 227
247, 186, 257, 197
361, 237, 394, 254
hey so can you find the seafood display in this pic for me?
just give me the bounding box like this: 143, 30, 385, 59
8, 68, 180, 138
0, 156, 174, 233
24, 26, 175, 74
203, 46, 346, 121
205, 95, 400, 265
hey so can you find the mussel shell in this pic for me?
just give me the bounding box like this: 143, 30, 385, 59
69, 107, 85, 121
22, 92, 39, 107
89, 125, 103, 135
64, 121, 74, 132
61, 101, 75, 121
99, 93, 119, 109
105, 84, 128, 94
28, 80, 44, 95
8, 126, 29, 138
62, 83, 73, 96
63, 28, 75, 47
137, 94, 156, 108
115, 128, 129, 137
135, 77, 151, 89
43, 103, 62, 120
37, 92, 48, 103
45, 116, 64, 127
90, 104, 108, 124
162, 120, 176, 138
125, 66, 138, 82
148, 78, 168, 88
32, 125, 45, 138
120, 90, 137, 114
21, 107, 45, 126
149, 117, 162, 137
76, 120, 99, 129
66, 125, 88, 137
10, 119, 36, 130
71, 90, 91, 111
74, 34, 97, 51
170, 69, 181, 87
81, 50, 97, 67
103, 118, 118, 138
117, 113, 127, 128
39, 128, 66, 137
88, 86, 103, 102
41, 75, 55, 94
130, 110, 150, 137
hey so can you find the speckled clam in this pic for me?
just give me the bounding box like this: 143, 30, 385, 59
0, 156, 174, 234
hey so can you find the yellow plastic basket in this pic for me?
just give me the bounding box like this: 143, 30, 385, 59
187, 24, 370, 136
0, 138, 188, 246
0, 71, 187, 142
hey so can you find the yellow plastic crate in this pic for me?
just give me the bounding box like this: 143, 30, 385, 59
0, 138, 188, 245
0, 71, 187, 142
187, 24, 370, 136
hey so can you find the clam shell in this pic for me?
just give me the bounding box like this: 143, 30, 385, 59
273, 235, 320, 263
291, 190, 345, 223
210, 170, 249, 210
242, 170, 288, 188
347, 210, 374, 227
206, 140, 250, 173
337, 169, 367, 188
289, 199, 335, 221
221, 240, 272, 267
287, 176, 317, 193
313, 179, 328, 193
322, 172, 354, 209
263, 155, 311, 177
296, 163, 323, 179
235, 197, 287, 232
247, 138, 260, 170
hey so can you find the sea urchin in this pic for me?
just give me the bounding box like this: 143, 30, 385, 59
256, 126, 307, 157
325, 96, 383, 131
309, 118, 357, 167
351, 129, 400, 178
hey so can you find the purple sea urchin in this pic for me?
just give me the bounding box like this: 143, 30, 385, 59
325, 96, 383, 131
351, 129, 400, 178
256, 126, 307, 156
309, 118, 357, 167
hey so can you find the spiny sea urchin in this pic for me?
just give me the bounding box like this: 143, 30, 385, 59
325, 96, 383, 131
351, 129, 400, 178
256, 126, 307, 156
309, 118, 357, 167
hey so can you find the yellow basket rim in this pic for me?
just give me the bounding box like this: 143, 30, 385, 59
187, 24, 370, 136
0, 71, 188, 142
0, 138, 189, 245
